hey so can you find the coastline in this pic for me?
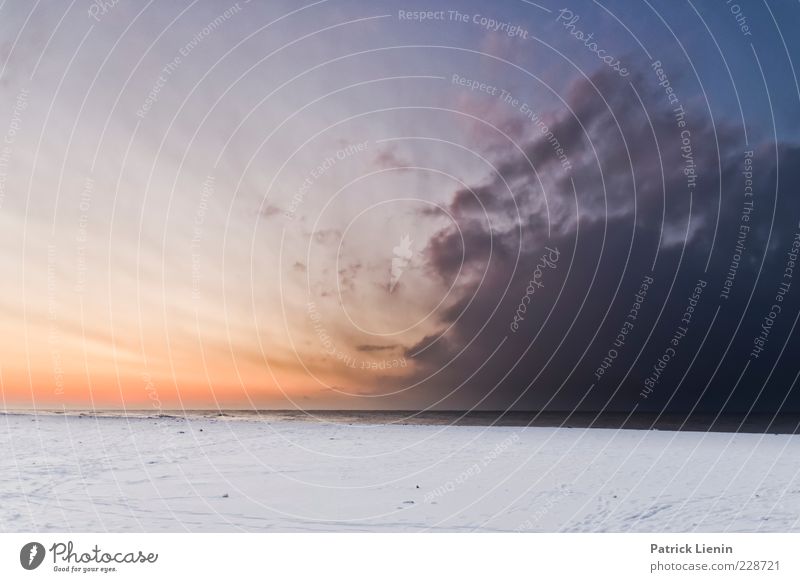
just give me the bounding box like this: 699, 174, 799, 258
3, 409, 799, 434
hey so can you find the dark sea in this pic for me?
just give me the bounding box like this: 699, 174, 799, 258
7, 409, 800, 434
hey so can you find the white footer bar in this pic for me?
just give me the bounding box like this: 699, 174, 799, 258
1, 533, 797, 581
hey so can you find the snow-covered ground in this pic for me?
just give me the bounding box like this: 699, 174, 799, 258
1, 412, 799, 532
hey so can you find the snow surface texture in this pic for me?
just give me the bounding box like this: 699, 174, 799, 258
1, 412, 799, 532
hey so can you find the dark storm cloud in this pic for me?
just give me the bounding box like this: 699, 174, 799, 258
394, 66, 800, 414
372, 146, 411, 169
356, 344, 400, 352
312, 229, 343, 244
260, 204, 283, 218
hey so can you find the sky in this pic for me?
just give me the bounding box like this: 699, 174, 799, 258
1, 0, 799, 412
